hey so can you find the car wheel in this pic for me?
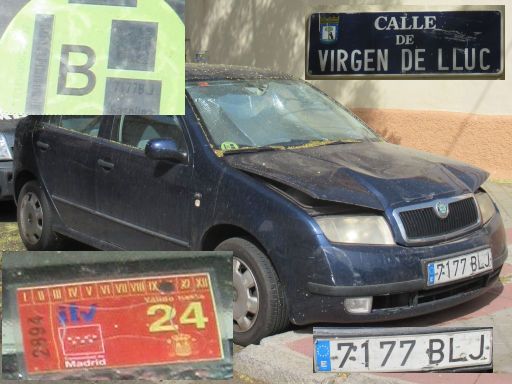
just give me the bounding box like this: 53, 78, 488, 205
17, 180, 64, 251
215, 237, 289, 346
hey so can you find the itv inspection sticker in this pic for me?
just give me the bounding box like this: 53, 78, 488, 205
0, 0, 184, 115
17, 272, 223, 374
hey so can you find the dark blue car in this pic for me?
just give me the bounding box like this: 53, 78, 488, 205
0, 117, 18, 200
14, 64, 507, 346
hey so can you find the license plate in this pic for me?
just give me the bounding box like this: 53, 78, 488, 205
314, 328, 492, 372
17, 273, 223, 374
427, 249, 493, 286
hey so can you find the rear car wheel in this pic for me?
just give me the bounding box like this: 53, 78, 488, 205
215, 237, 289, 346
17, 180, 64, 251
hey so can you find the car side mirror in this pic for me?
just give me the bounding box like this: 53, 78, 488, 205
145, 138, 188, 163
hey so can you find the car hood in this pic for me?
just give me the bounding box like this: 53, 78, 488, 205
223, 141, 489, 210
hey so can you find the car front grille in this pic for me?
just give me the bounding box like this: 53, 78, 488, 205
373, 266, 501, 310
398, 197, 479, 241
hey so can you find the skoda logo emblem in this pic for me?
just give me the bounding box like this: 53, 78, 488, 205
434, 201, 450, 219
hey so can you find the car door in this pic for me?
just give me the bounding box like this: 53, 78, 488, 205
33, 116, 104, 236
94, 115, 194, 250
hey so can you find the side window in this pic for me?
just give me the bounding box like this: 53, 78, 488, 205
46, 116, 61, 126
112, 115, 187, 151
48, 116, 102, 137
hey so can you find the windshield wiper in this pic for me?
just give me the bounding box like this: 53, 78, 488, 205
220, 139, 363, 156
322, 139, 364, 146
221, 146, 283, 156
275, 139, 364, 150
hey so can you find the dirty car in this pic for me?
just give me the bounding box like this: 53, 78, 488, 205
0, 116, 19, 200
14, 64, 508, 346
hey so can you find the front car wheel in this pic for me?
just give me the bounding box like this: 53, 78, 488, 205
233, 256, 260, 332
216, 237, 289, 346
18, 190, 43, 245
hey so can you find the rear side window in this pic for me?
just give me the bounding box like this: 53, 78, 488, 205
47, 116, 102, 137
112, 115, 187, 151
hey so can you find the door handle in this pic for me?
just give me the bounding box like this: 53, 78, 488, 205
36, 141, 50, 151
97, 159, 114, 171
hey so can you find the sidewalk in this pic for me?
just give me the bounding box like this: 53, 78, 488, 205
234, 181, 512, 384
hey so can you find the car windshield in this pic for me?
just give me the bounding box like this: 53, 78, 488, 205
187, 80, 379, 152
186, 79, 379, 153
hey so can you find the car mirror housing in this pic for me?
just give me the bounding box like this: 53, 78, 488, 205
145, 138, 188, 163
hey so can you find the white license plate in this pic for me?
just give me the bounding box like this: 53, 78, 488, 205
315, 329, 492, 372
427, 249, 493, 286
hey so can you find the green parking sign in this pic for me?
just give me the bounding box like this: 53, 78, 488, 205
0, 0, 184, 115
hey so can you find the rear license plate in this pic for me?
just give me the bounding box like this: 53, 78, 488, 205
314, 328, 492, 372
427, 249, 493, 286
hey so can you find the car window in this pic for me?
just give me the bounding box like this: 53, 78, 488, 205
48, 116, 102, 138
187, 80, 379, 150
112, 115, 187, 151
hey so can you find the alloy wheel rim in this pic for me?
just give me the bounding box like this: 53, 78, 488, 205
20, 192, 43, 245
233, 257, 259, 332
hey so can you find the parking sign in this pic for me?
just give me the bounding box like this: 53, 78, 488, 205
0, 0, 184, 115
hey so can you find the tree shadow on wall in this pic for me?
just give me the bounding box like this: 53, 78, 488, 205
351, 108, 402, 144
374, 126, 401, 144
186, 0, 401, 141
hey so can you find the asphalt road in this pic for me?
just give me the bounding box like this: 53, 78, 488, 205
0, 201, 22, 252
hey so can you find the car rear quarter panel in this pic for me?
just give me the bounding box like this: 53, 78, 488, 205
13, 117, 40, 199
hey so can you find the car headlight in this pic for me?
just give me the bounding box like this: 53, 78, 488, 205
316, 215, 395, 245
0, 134, 12, 160
476, 192, 496, 224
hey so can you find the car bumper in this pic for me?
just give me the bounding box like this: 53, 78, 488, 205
291, 212, 508, 325
0, 161, 14, 200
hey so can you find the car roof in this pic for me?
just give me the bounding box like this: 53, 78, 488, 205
185, 63, 295, 82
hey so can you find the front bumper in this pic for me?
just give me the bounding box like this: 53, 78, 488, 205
0, 161, 14, 200
291, 212, 507, 325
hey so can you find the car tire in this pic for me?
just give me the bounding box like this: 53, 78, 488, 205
216, 237, 289, 346
17, 180, 64, 251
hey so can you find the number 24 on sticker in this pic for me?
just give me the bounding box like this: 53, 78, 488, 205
147, 302, 209, 332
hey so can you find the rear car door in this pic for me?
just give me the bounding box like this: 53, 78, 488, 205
95, 115, 194, 250
33, 116, 104, 235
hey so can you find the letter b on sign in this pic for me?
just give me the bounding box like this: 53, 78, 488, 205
58, 45, 96, 96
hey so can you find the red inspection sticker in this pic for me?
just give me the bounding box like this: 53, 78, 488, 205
17, 273, 223, 374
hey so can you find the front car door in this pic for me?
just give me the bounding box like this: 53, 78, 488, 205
33, 115, 104, 236
95, 115, 194, 250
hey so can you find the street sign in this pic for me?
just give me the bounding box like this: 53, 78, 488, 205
307, 8, 504, 79
0, 0, 184, 115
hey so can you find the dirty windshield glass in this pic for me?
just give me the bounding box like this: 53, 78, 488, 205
187, 80, 378, 151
